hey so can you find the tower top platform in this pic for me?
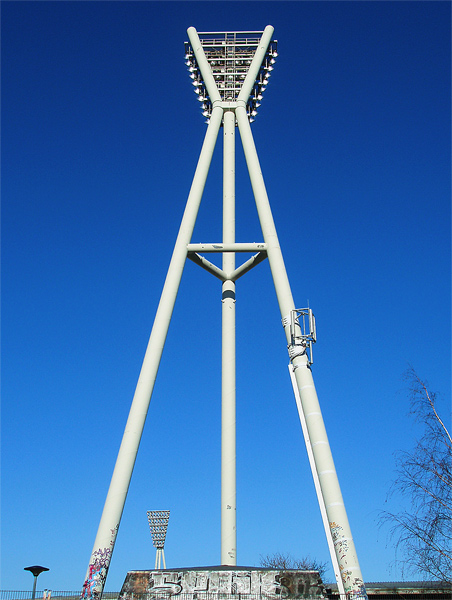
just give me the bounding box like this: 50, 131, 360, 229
184, 28, 278, 122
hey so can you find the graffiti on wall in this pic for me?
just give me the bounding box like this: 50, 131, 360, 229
119, 568, 327, 600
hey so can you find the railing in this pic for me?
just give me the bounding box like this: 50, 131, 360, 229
0, 595, 321, 600
122, 596, 323, 600
1, 593, 450, 600
328, 596, 451, 600
0, 593, 119, 600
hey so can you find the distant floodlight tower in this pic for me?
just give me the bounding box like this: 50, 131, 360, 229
147, 510, 170, 569
82, 26, 368, 600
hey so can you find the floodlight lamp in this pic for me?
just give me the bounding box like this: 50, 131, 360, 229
194, 88, 200, 95
184, 30, 278, 122
249, 117, 255, 123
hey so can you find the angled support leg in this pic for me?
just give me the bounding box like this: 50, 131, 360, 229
289, 365, 346, 597
82, 105, 224, 600
236, 104, 367, 599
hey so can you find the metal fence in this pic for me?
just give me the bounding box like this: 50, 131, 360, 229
0, 593, 313, 600
1, 593, 450, 600
122, 596, 325, 600
0, 593, 119, 600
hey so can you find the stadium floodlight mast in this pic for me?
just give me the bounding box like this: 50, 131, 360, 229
81, 26, 368, 600
147, 510, 170, 569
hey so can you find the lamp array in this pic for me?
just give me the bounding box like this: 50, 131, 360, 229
184, 53, 213, 122
184, 32, 277, 124
146, 510, 170, 549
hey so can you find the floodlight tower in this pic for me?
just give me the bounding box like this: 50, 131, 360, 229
147, 510, 170, 569
82, 26, 368, 600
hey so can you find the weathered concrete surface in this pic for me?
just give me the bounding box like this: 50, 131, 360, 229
119, 567, 327, 599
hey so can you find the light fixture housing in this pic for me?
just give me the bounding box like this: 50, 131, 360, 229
184, 30, 277, 123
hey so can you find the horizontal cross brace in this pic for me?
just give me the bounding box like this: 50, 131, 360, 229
187, 242, 266, 253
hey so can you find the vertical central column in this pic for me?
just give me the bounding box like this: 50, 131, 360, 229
221, 109, 237, 564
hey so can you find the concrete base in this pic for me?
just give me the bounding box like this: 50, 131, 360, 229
118, 566, 327, 599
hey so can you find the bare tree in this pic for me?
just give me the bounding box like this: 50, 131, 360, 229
381, 367, 452, 582
259, 552, 328, 579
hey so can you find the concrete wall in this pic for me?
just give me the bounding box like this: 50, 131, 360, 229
119, 567, 327, 599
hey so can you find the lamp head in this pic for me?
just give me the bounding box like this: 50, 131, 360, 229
24, 566, 49, 577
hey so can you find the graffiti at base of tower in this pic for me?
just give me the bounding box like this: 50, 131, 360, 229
81, 526, 119, 600
119, 568, 327, 599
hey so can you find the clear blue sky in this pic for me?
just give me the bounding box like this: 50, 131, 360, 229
2, 0, 450, 593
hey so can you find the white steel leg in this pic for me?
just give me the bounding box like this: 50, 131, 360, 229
236, 105, 366, 599
289, 365, 346, 596
221, 109, 237, 565
82, 105, 223, 600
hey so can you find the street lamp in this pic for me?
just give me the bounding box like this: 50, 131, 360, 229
24, 566, 49, 600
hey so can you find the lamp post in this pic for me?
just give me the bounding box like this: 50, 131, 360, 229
24, 566, 49, 600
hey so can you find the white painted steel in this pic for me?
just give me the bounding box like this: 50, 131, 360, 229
186, 250, 268, 283
229, 251, 268, 281
82, 105, 223, 598
187, 243, 266, 253
237, 25, 274, 104
221, 109, 237, 565
84, 24, 367, 599
187, 252, 227, 281
235, 104, 366, 598
235, 105, 295, 316
289, 365, 345, 597
154, 548, 166, 570
187, 27, 221, 104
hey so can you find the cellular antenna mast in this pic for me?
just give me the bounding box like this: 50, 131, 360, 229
82, 26, 367, 600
